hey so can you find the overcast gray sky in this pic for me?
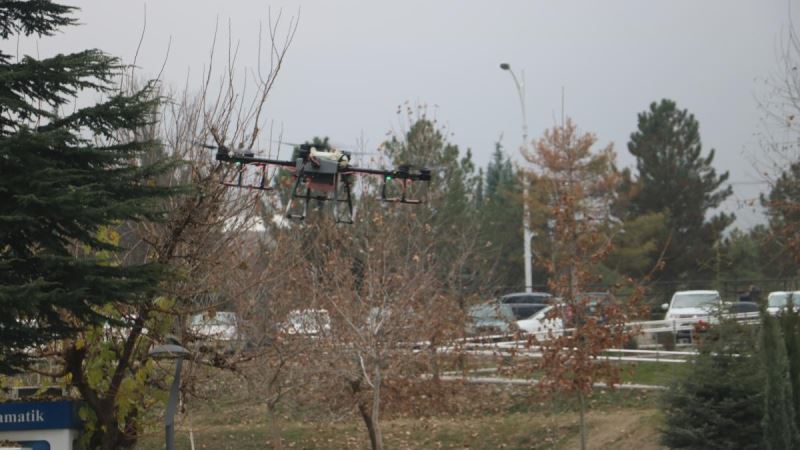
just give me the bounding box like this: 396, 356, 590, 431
24, 1, 800, 229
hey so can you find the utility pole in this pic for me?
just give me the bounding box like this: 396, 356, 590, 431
500, 63, 534, 293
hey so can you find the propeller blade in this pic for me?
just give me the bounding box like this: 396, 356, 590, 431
193, 141, 220, 150
272, 140, 303, 148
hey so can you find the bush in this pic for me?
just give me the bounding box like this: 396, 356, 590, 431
661, 320, 763, 449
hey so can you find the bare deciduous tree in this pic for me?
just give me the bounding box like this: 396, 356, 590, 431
522, 119, 644, 450
33, 12, 299, 449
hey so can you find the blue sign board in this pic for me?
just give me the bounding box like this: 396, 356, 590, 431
19, 441, 51, 450
0, 401, 80, 431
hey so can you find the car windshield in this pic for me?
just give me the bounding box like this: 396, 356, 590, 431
500, 293, 552, 304
769, 292, 800, 308
672, 293, 719, 308
512, 304, 548, 320
469, 304, 515, 321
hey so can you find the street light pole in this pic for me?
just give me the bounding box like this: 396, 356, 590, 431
500, 63, 534, 293
165, 358, 183, 450
149, 339, 191, 450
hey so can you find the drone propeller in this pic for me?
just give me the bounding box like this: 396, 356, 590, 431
372, 162, 437, 178
272, 140, 304, 148
271, 140, 377, 156
195, 141, 260, 159
193, 141, 221, 150
388, 165, 432, 182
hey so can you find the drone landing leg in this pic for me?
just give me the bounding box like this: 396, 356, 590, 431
401, 179, 421, 204
301, 186, 311, 220
333, 175, 354, 224
380, 178, 421, 204
257, 164, 267, 190
286, 176, 308, 221
221, 164, 245, 188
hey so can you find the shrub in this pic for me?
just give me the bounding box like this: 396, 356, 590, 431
661, 320, 763, 449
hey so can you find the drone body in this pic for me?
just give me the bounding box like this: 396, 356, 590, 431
213, 143, 431, 224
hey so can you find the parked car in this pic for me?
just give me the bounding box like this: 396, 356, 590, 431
499, 292, 553, 305
662, 290, 722, 320
190, 311, 240, 341
516, 304, 567, 337
725, 301, 759, 315
767, 291, 800, 315
282, 309, 332, 336
661, 290, 723, 344
497, 292, 554, 321
466, 303, 519, 335
516, 296, 618, 337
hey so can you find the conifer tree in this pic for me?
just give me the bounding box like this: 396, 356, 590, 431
381, 109, 481, 298
781, 295, 800, 433
761, 311, 800, 449
627, 99, 733, 283
478, 142, 526, 291
0, 1, 171, 373
661, 321, 763, 449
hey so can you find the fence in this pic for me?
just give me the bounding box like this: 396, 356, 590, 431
445, 311, 762, 364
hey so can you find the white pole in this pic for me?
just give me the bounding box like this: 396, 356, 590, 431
501, 63, 534, 293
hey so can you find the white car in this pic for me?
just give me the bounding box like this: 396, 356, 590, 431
190, 311, 240, 341
282, 309, 332, 336
662, 290, 722, 320
767, 291, 800, 315
516, 304, 566, 338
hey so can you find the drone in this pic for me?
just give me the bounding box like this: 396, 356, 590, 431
210, 143, 432, 224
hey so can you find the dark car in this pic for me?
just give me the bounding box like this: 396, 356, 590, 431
725, 301, 759, 315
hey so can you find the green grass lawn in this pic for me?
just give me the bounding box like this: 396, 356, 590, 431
465, 359, 688, 387
619, 361, 690, 386
135, 384, 663, 450
130, 353, 680, 449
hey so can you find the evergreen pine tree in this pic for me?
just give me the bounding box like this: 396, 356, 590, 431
781, 295, 800, 433
382, 115, 482, 297
627, 99, 733, 283
485, 142, 515, 201
761, 311, 800, 449
661, 321, 763, 449
478, 142, 525, 291
0, 1, 172, 373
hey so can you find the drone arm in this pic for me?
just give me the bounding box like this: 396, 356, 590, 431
344, 166, 429, 181
342, 166, 388, 177
215, 150, 295, 168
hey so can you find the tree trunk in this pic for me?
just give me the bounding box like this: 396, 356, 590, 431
65, 347, 134, 450
266, 401, 283, 450
358, 402, 379, 450
578, 390, 587, 450
371, 364, 383, 450
100, 433, 118, 450
100, 420, 136, 450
